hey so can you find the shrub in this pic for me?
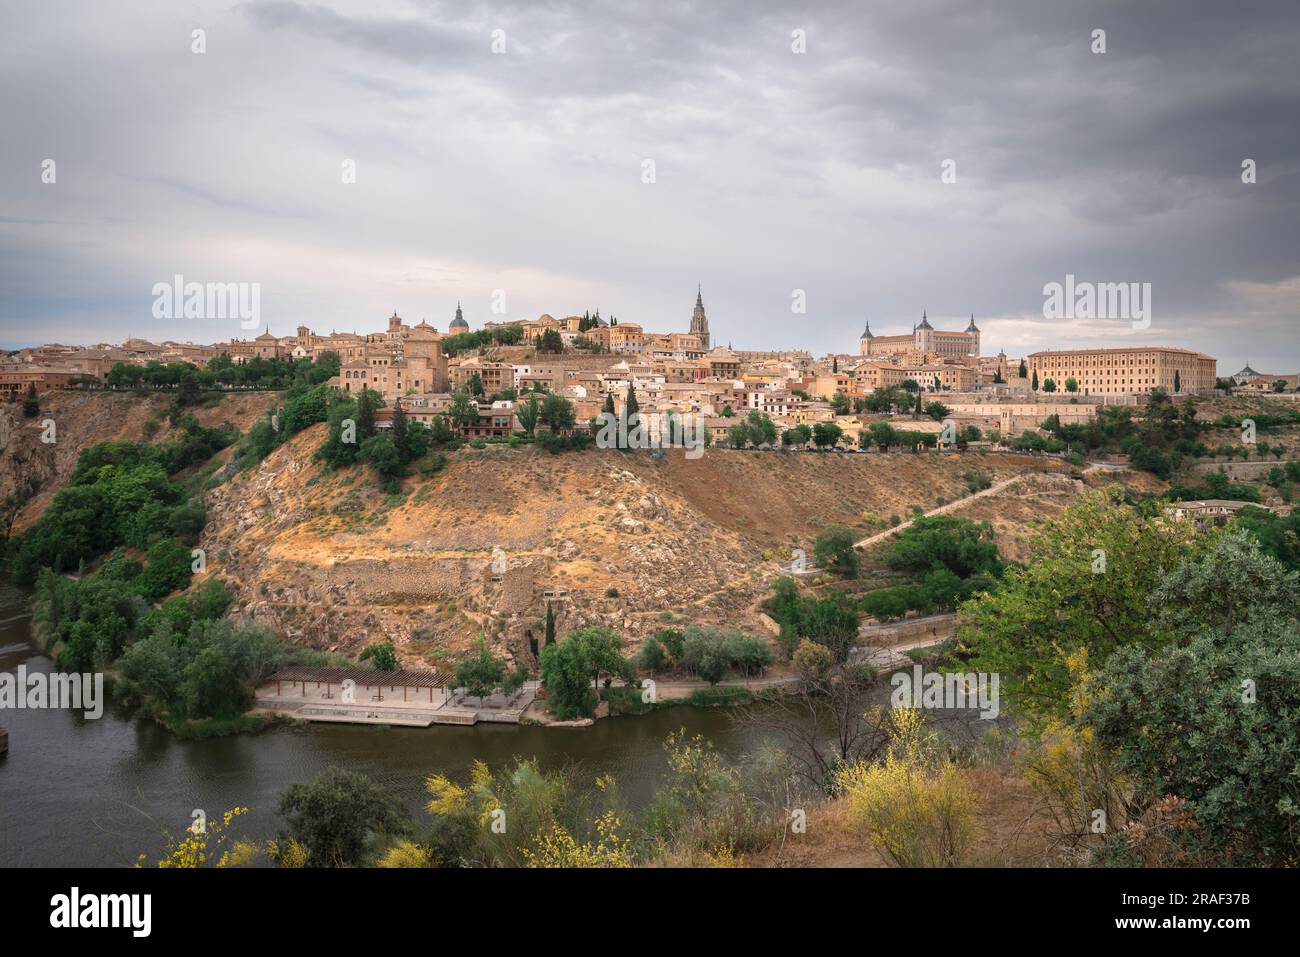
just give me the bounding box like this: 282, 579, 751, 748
836, 710, 978, 867
278, 767, 412, 868
679, 627, 773, 684
771, 585, 859, 661
886, 515, 1002, 580
116, 618, 291, 722
636, 634, 669, 673
359, 640, 398, 672
814, 525, 859, 578
132, 538, 195, 604
792, 639, 834, 682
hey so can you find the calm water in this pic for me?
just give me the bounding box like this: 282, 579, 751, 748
0, 581, 790, 867
0, 581, 991, 867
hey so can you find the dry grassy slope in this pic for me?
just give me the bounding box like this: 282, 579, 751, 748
200, 434, 1089, 665
1, 391, 1152, 670
747, 763, 1063, 867
0, 390, 277, 534
932, 467, 1166, 563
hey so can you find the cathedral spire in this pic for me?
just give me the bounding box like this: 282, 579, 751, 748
690, 286, 710, 349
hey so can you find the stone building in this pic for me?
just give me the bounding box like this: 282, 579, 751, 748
1027, 346, 1216, 396
859, 312, 981, 359
690, 287, 710, 350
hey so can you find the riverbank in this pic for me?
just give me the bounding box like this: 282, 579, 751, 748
249, 631, 952, 731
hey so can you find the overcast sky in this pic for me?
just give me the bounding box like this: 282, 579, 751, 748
2, 0, 1297, 374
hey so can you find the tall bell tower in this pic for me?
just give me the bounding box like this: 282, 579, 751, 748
690, 286, 710, 349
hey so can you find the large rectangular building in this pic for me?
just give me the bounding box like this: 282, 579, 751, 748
1027, 347, 1216, 396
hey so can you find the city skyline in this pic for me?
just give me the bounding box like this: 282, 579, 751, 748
2, 0, 1298, 372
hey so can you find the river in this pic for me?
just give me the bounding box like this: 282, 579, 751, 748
0, 581, 993, 867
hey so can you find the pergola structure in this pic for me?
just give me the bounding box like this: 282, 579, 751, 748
266, 667, 451, 704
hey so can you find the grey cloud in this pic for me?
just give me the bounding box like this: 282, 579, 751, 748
0, 0, 1296, 372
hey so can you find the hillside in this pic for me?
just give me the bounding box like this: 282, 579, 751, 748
0, 390, 278, 534
3, 392, 1190, 671
199, 428, 1090, 666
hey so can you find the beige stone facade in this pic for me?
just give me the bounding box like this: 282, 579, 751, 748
860, 313, 981, 359
1027, 346, 1216, 396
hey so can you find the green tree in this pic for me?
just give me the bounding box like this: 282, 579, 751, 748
1087, 620, 1300, 865
278, 767, 412, 867
448, 391, 477, 430
517, 395, 540, 436
134, 537, 194, 603
887, 515, 1002, 580
354, 389, 380, 440
745, 410, 777, 445
1148, 529, 1300, 641
538, 627, 631, 720
812, 422, 843, 449
959, 490, 1203, 730
866, 421, 897, 450
923, 401, 950, 421
360, 433, 403, 483
814, 525, 859, 578
782, 424, 812, 447
359, 640, 398, 672
455, 637, 508, 704
637, 634, 669, 672
538, 394, 576, 433
390, 400, 409, 461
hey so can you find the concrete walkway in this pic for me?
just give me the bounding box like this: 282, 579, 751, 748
254, 680, 539, 726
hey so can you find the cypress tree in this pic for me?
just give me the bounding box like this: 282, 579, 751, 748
391, 398, 409, 461
356, 389, 378, 439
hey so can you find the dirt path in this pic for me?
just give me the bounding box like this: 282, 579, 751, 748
853, 474, 1027, 550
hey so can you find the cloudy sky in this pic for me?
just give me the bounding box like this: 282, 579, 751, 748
2, 0, 1297, 374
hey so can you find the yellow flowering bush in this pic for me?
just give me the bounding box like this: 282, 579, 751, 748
522, 811, 631, 868
138, 807, 249, 869
376, 840, 433, 868
835, 710, 978, 867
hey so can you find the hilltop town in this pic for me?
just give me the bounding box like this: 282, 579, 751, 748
7, 291, 1295, 450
